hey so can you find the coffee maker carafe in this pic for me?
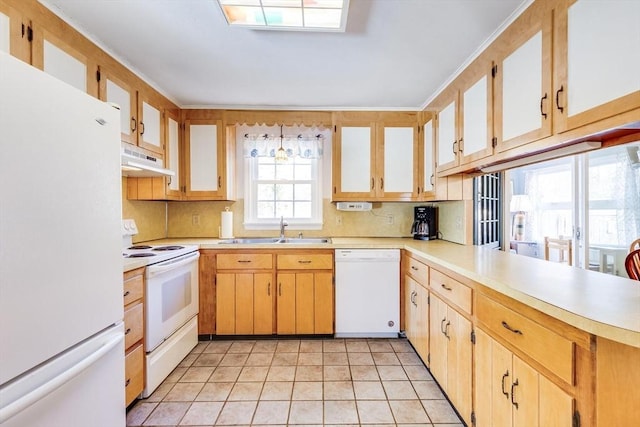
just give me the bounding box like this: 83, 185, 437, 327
411, 206, 437, 240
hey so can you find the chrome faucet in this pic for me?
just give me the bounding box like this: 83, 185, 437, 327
279, 216, 288, 240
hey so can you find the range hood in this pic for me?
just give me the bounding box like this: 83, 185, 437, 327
121, 144, 175, 178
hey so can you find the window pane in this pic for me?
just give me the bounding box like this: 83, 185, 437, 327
294, 184, 311, 201
276, 164, 294, 180
275, 184, 293, 200
257, 201, 275, 218
295, 164, 312, 180
275, 202, 293, 217
258, 164, 275, 180
257, 184, 275, 200
294, 202, 311, 218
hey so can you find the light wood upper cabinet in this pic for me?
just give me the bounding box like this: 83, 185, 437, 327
184, 119, 234, 201
418, 117, 436, 199
98, 68, 137, 145
0, 1, 29, 63
493, 5, 553, 153
333, 113, 418, 201
164, 109, 182, 199
459, 67, 494, 164
33, 28, 97, 97
436, 97, 458, 172
138, 93, 163, 155
552, 0, 640, 133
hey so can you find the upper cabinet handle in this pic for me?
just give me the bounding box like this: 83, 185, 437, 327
452, 140, 457, 155
130, 117, 137, 132
218, 176, 222, 189
380, 177, 384, 190
540, 93, 548, 119
430, 174, 435, 186
371, 177, 375, 190
555, 85, 564, 113
140, 121, 145, 135
458, 138, 463, 152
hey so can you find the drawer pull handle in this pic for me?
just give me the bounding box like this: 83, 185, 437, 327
511, 379, 519, 409
297, 260, 312, 264
441, 283, 452, 291
501, 370, 510, 398
125, 328, 131, 335
123, 290, 130, 297
125, 378, 131, 387
237, 260, 252, 263
501, 321, 523, 335
411, 266, 418, 271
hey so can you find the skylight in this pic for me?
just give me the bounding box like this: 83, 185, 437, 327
217, 0, 349, 31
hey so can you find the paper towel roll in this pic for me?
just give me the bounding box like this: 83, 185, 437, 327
220, 208, 233, 238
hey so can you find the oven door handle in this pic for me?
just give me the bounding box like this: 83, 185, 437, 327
147, 252, 200, 276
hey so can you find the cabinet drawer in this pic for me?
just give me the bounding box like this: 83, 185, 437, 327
123, 272, 143, 306
477, 295, 574, 384
217, 253, 273, 269
125, 343, 144, 405
406, 256, 428, 286
124, 303, 144, 350
430, 269, 472, 314
277, 253, 333, 270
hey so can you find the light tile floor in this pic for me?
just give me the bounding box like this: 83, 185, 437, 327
127, 338, 464, 426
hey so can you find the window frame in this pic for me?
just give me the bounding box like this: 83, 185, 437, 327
243, 155, 323, 230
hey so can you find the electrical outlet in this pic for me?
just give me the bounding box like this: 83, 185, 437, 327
387, 215, 394, 225
335, 215, 342, 225
192, 214, 200, 226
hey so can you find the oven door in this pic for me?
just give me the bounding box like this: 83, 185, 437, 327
145, 251, 200, 352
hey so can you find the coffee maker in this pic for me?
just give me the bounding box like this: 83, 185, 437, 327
411, 206, 437, 240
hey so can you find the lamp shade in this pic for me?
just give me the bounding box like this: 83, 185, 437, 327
510, 194, 532, 213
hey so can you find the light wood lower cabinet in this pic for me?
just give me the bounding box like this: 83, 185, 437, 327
474, 328, 573, 427
429, 293, 472, 425
123, 267, 144, 407
403, 252, 429, 363
206, 250, 334, 336
276, 271, 333, 335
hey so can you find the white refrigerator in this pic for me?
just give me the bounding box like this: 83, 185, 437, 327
0, 52, 125, 426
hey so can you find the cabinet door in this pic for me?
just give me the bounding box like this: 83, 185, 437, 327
553, 0, 640, 132
495, 8, 552, 152
314, 272, 333, 334
165, 109, 182, 199
235, 273, 254, 335
512, 356, 539, 427
33, 29, 96, 96
333, 124, 376, 200
138, 95, 163, 155
436, 99, 458, 171
475, 329, 513, 427
460, 69, 493, 165
0, 3, 29, 63
254, 273, 273, 335
99, 70, 137, 145
276, 273, 296, 335
414, 284, 429, 362
419, 118, 436, 199
378, 124, 417, 199
185, 119, 225, 199
539, 374, 574, 427
295, 272, 315, 334
428, 294, 448, 385
447, 308, 472, 425
216, 273, 235, 335
404, 276, 416, 344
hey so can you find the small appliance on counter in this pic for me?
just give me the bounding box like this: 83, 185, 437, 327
411, 206, 438, 240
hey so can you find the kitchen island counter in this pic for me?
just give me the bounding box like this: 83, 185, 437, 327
138, 237, 640, 348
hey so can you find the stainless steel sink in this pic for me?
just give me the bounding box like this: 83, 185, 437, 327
218, 237, 331, 244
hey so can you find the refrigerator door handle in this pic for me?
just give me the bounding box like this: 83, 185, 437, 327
0, 333, 123, 423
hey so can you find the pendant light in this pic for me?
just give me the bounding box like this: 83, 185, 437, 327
275, 124, 288, 162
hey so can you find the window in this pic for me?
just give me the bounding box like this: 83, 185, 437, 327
506, 142, 640, 278
242, 125, 325, 230
474, 173, 502, 248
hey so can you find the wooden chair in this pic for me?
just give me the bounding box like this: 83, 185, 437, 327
630, 238, 640, 252
625, 249, 640, 280
544, 237, 572, 266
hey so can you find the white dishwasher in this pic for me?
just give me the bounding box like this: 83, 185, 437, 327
335, 249, 400, 338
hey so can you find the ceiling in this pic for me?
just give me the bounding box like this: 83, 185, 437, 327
40, 0, 530, 110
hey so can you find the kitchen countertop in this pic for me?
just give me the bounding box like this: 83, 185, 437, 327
126, 237, 640, 348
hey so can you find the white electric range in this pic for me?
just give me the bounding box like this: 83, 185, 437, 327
122, 219, 200, 398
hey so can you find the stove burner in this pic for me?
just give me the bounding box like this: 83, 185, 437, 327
152, 245, 184, 251
127, 253, 156, 258
128, 245, 152, 250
